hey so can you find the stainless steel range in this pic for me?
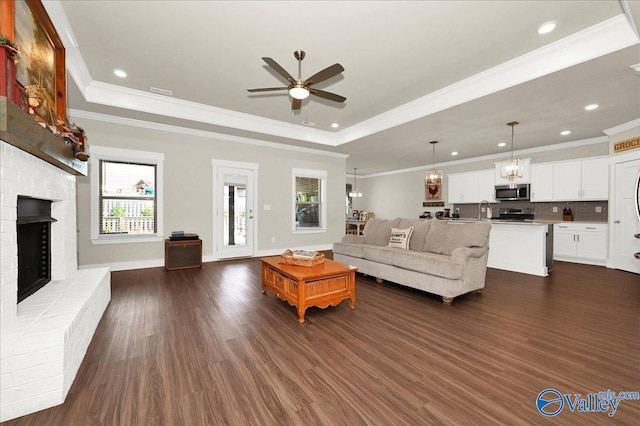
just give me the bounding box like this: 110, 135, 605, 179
498, 207, 535, 221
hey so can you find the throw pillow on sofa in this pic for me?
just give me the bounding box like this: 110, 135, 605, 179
388, 227, 414, 249
423, 221, 490, 255
363, 218, 400, 246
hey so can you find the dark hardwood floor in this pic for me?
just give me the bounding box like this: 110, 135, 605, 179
4, 258, 639, 425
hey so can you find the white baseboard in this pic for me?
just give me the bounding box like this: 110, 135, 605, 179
80, 244, 334, 271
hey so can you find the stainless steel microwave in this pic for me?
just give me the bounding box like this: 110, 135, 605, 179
495, 184, 530, 201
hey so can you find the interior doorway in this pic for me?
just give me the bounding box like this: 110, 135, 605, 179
610, 156, 640, 274
213, 161, 258, 259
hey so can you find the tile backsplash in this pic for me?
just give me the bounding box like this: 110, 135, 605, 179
453, 200, 608, 222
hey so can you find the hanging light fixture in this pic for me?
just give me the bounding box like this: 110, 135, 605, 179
425, 141, 442, 186
348, 168, 362, 198
500, 121, 523, 188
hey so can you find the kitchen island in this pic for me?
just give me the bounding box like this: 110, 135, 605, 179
449, 219, 554, 277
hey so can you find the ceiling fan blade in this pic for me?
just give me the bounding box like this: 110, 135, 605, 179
262, 57, 296, 84
305, 63, 344, 86
292, 97, 302, 110
247, 87, 288, 92
310, 88, 346, 103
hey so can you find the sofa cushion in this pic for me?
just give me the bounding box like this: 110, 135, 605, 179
397, 218, 431, 251
388, 227, 413, 249
363, 245, 396, 265
393, 250, 464, 280
424, 221, 491, 256
333, 242, 364, 258
363, 218, 400, 246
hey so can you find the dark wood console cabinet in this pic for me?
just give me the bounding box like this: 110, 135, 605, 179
165, 239, 202, 271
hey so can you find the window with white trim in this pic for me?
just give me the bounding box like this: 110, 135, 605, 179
90, 146, 164, 244
292, 168, 327, 232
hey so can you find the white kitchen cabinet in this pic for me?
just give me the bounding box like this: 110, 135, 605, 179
447, 169, 494, 204
462, 173, 478, 202
476, 169, 496, 202
553, 223, 608, 265
530, 163, 554, 202
494, 158, 531, 185
448, 173, 465, 204
581, 158, 609, 200
552, 157, 608, 201
553, 161, 582, 200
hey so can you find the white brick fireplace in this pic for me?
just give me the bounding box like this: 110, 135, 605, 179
1, 141, 111, 422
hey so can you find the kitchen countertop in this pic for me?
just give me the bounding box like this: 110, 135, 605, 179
447, 218, 554, 225
446, 218, 607, 225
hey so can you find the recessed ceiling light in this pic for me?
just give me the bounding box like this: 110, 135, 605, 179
560, 130, 571, 136
585, 104, 599, 111
537, 21, 557, 34
331, 123, 339, 128
113, 69, 127, 78
498, 142, 506, 147
451, 151, 458, 156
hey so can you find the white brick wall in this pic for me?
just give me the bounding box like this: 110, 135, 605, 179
0, 141, 111, 422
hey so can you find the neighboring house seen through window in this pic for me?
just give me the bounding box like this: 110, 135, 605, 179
90, 146, 164, 244
292, 168, 327, 232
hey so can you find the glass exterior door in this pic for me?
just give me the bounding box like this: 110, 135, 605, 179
216, 166, 254, 259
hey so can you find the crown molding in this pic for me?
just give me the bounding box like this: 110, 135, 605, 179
68, 109, 348, 159
360, 136, 608, 178
603, 118, 640, 135
47, 1, 638, 149
335, 14, 639, 145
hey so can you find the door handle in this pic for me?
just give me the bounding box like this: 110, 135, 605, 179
614, 220, 621, 224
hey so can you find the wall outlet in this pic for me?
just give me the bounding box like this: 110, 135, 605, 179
271, 236, 275, 243
595, 206, 602, 213
481, 207, 485, 212
553, 207, 558, 213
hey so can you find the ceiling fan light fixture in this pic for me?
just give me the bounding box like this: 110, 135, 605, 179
289, 84, 310, 100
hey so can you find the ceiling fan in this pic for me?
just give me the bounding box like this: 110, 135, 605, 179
248, 50, 346, 110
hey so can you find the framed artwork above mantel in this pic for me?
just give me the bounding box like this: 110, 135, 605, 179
0, 0, 66, 124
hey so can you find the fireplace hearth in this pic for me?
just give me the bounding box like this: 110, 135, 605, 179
17, 196, 56, 302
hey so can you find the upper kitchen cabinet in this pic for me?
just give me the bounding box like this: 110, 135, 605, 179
494, 158, 531, 185
448, 169, 495, 204
530, 163, 554, 202
552, 157, 609, 201
477, 169, 496, 202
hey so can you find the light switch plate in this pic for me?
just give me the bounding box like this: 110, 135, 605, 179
553, 207, 558, 213
264, 204, 271, 211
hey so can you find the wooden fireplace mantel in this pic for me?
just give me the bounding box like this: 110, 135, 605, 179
0, 97, 86, 176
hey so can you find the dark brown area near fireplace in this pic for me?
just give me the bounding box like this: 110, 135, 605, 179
17, 196, 55, 302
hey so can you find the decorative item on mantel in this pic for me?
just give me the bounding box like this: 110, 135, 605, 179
0, 35, 20, 104
57, 120, 89, 161
0, 33, 88, 162
501, 121, 524, 189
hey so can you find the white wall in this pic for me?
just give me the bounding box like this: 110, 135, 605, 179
73, 117, 347, 269
354, 141, 609, 219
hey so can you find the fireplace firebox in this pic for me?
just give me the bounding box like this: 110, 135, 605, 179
17, 196, 56, 302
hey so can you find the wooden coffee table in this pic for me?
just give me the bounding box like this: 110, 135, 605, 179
260, 256, 357, 323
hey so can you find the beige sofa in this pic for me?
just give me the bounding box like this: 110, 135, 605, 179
333, 218, 491, 304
